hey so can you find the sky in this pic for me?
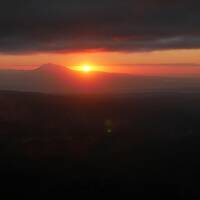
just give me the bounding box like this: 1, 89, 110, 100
0, 0, 200, 76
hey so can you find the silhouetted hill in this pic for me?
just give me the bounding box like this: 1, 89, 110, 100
35, 63, 73, 74
0, 63, 200, 94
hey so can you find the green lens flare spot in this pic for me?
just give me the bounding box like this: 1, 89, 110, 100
107, 128, 112, 134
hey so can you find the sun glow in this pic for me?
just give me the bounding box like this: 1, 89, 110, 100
82, 65, 92, 72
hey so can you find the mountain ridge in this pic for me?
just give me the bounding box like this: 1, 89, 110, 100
0, 63, 199, 94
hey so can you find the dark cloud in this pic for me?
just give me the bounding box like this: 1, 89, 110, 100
0, 0, 200, 53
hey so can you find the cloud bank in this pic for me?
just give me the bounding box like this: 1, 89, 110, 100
0, 0, 200, 53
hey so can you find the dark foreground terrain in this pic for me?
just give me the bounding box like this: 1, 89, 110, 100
0, 91, 200, 198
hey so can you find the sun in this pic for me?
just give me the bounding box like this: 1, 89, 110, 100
82, 65, 92, 72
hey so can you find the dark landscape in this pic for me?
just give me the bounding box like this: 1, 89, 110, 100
0, 91, 200, 198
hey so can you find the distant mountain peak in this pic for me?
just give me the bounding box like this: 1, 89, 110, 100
36, 63, 71, 72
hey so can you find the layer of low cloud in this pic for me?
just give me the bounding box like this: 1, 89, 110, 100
0, 0, 200, 54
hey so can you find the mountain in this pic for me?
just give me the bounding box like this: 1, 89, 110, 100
0, 63, 200, 94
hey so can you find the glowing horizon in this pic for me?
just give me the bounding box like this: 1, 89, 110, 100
0, 49, 200, 76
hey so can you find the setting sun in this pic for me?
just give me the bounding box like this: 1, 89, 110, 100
83, 65, 92, 72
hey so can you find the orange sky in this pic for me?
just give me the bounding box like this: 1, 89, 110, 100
1, 49, 200, 76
